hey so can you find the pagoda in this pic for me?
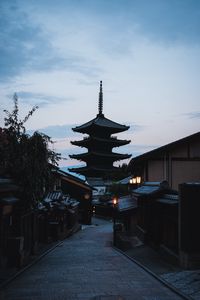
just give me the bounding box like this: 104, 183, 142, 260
69, 81, 131, 182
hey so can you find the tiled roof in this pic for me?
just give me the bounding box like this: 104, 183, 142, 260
70, 151, 131, 160
132, 181, 169, 196
128, 132, 200, 170
117, 195, 137, 211
72, 115, 129, 133
71, 136, 130, 147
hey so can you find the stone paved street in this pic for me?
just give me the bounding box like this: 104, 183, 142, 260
0, 218, 185, 300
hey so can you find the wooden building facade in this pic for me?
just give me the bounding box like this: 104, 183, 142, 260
128, 132, 200, 191
132, 181, 200, 268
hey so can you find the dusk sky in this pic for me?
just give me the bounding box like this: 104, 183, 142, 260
0, 0, 200, 169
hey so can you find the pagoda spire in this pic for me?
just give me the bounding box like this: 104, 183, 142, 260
98, 80, 103, 116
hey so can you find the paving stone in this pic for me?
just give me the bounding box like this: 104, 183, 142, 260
0, 218, 184, 300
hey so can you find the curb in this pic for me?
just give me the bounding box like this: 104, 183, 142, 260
112, 246, 193, 300
0, 240, 64, 290
0, 224, 81, 290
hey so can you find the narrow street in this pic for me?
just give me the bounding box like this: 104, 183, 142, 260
0, 218, 185, 300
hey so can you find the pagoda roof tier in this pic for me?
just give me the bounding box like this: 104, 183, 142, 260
68, 166, 119, 177
71, 136, 131, 148
69, 151, 131, 162
72, 114, 129, 134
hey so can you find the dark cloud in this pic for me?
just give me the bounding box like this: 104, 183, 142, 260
1, 0, 199, 83
0, 1, 63, 80
129, 0, 200, 45
84, 0, 200, 45
0, 1, 101, 81
55, 0, 200, 48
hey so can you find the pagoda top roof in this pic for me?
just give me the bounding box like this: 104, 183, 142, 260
72, 114, 129, 134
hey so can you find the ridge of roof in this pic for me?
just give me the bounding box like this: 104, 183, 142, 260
69, 165, 119, 172
128, 131, 200, 168
71, 136, 131, 144
72, 115, 129, 132
55, 168, 93, 189
70, 151, 131, 158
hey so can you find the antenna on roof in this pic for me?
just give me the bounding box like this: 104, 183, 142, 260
98, 81, 103, 116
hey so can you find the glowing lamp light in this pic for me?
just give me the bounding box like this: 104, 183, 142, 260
129, 176, 141, 185
84, 193, 90, 200
113, 198, 117, 205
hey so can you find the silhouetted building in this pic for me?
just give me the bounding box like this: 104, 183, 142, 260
52, 168, 93, 224
128, 132, 200, 190
69, 81, 131, 185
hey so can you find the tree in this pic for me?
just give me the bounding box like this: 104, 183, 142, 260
3, 93, 38, 138
103, 163, 129, 181
1, 94, 61, 209
108, 183, 129, 197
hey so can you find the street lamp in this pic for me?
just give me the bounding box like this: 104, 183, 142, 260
136, 176, 141, 184
129, 176, 141, 186
112, 197, 118, 246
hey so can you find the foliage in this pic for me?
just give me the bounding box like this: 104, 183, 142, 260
108, 183, 129, 197
3, 93, 38, 137
1, 94, 61, 209
103, 163, 129, 181
98, 193, 111, 203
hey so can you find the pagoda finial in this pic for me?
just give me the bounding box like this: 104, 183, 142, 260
98, 80, 103, 116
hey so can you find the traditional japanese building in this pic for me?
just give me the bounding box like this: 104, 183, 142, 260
69, 81, 131, 184
128, 131, 200, 190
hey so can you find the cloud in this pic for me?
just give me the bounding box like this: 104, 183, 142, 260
29, 121, 145, 140
185, 112, 200, 119
2, 0, 199, 87
28, 122, 145, 141
27, 0, 200, 51
27, 124, 78, 138
114, 143, 159, 156
128, 0, 200, 45
57, 147, 86, 169
16, 92, 74, 107
0, 1, 101, 82
126, 123, 146, 134
80, 0, 200, 46
0, 1, 60, 80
